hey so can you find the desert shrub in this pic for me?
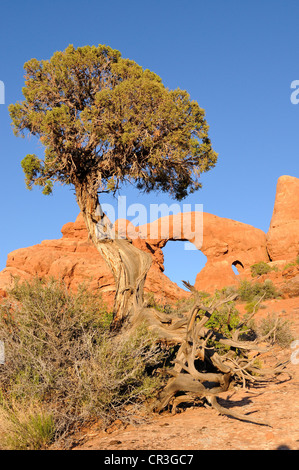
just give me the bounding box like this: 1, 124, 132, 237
250, 262, 273, 277
237, 279, 281, 303
220, 285, 238, 297
0, 278, 111, 402
90, 325, 165, 422
0, 401, 55, 450
201, 291, 240, 337
244, 300, 266, 314
252, 314, 294, 348
219, 282, 292, 348
154, 290, 243, 339
205, 303, 241, 337
0, 278, 165, 448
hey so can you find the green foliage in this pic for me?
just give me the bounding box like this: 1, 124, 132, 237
154, 291, 247, 352
94, 325, 165, 412
21, 154, 42, 190
244, 300, 262, 314
250, 261, 272, 277
236, 279, 281, 302
220, 282, 293, 348
0, 403, 55, 450
0, 278, 164, 447
205, 302, 241, 338
9, 44, 217, 200
203, 292, 246, 352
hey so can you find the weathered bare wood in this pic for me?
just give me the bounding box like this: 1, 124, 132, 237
232, 294, 266, 342
150, 285, 288, 424
76, 188, 152, 328
155, 372, 231, 413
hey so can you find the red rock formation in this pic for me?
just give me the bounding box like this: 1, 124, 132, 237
267, 175, 299, 261
116, 211, 269, 293
195, 214, 269, 292
0, 213, 188, 307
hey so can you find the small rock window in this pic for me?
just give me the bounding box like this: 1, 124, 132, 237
231, 260, 244, 275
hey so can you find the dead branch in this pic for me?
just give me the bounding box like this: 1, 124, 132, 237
147, 282, 288, 425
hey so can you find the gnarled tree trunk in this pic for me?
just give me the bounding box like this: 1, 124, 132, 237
75, 184, 152, 328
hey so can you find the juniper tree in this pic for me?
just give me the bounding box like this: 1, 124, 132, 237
9, 44, 217, 326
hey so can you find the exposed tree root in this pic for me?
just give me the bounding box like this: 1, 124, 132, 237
130, 281, 289, 426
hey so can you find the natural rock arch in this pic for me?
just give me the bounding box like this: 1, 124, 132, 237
0, 210, 270, 303
119, 211, 269, 293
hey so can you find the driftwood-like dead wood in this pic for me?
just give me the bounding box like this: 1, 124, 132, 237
145, 283, 288, 426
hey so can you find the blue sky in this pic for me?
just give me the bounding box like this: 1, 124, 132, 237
0, 0, 298, 289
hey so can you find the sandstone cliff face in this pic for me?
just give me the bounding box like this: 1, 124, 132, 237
195, 214, 269, 292
267, 175, 299, 261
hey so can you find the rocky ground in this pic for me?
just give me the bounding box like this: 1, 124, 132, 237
71, 298, 299, 451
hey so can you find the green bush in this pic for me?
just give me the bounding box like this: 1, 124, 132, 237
250, 262, 272, 277
205, 294, 241, 337
0, 402, 55, 450
253, 314, 294, 348
237, 279, 281, 303
0, 278, 165, 448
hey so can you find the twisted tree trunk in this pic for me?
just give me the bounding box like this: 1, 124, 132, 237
75, 184, 152, 328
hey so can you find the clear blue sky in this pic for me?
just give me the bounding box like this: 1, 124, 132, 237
0, 0, 298, 289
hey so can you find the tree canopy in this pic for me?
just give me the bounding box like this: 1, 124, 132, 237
9, 44, 217, 201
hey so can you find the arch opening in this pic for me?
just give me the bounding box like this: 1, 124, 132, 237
162, 240, 207, 291
231, 260, 244, 275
